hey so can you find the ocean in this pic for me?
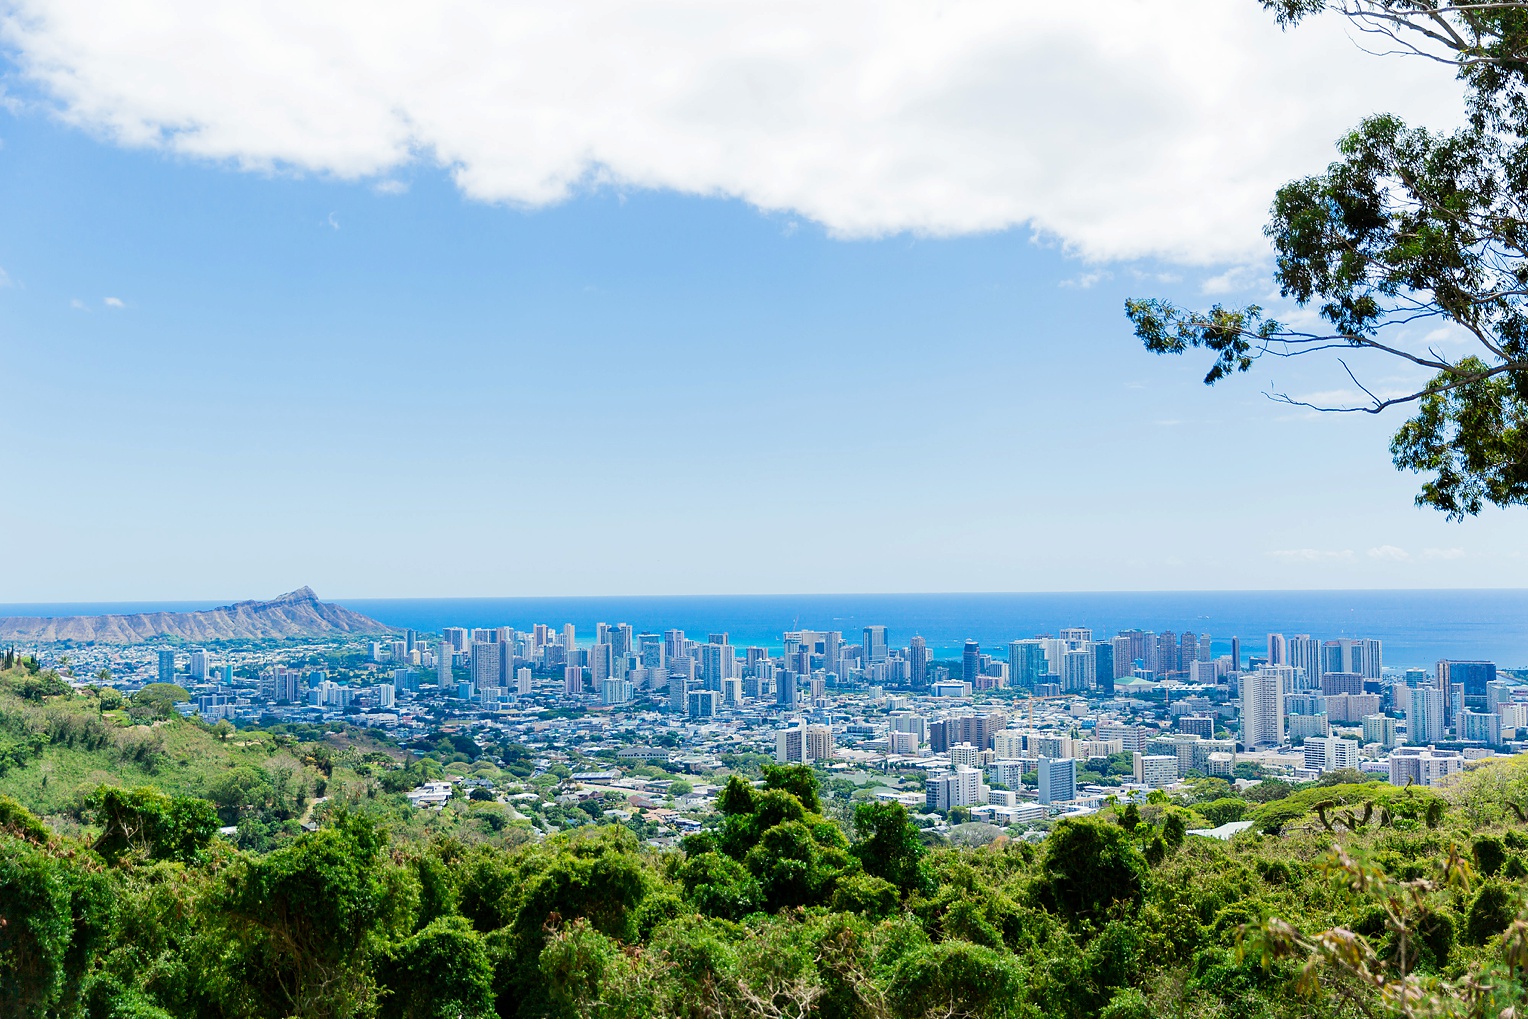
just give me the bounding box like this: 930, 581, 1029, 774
6, 590, 1522, 670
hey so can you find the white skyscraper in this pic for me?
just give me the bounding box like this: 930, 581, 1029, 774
471, 642, 501, 701
1286, 636, 1322, 690
1266, 633, 1286, 666
437, 641, 452, 687
1241, 666, 1289, 748
1406, 686, 1447, 744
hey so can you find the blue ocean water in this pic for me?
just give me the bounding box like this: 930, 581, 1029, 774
337, 591, 1528, 670
3, 591, 1525, 669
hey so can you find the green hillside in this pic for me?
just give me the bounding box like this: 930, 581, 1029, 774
6, 661, 1528, 1019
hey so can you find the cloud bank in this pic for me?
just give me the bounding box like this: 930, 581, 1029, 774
1, 1, 1463, 263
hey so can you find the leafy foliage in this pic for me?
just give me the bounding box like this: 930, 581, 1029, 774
1129, 2, 1528, 516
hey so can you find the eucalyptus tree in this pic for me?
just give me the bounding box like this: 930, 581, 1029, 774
1129, 1, 1528, 517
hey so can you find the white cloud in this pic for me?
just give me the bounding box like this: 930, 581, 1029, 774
0, 267, 11, 287
1367, 545, 1410, 561
1422, 547, 1466, 560
1201, 264, 1262, 295
0, 1, 1464, 264
327, 212, 340, 230
372, 179, 407, 195
69, 296, 85, 309
1060, 270, 1110, 289
103, 295, 123, 307
1267, 548, 1355, 562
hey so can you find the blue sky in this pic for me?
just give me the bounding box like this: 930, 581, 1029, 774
1, 2, 1523, 600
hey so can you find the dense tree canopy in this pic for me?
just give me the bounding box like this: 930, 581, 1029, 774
1129, 0, 1528, 517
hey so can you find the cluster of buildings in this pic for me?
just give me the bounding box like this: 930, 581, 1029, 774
18, 620, 1522, 831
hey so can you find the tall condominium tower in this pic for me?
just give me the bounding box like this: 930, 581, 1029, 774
909, 636, 930, 688
863, 626, 889, 663
1286, 635, 1322, 690
1241, 666, 1290, 748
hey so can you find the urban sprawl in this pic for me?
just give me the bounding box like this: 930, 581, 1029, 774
17, 623, 1519, 840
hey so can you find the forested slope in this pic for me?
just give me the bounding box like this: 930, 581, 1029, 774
5, 660, 1528, 1019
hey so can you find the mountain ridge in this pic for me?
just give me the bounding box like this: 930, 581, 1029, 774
0, 588, 396, 643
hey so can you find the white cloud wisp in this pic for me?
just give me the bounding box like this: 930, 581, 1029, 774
1, 1, 1463, 263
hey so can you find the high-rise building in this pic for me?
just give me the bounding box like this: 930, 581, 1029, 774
1008, 640, 1046, 690
1177, 715, 1214, 739
962, 641, 980, 685
436, 641, 452, 687
187, 648, 209, 681
610, 624, 634, 658
564, 666, 582, 696
1180, 631, 1199, 671
1151, 631, 1175, 677
1266, 633, 1286, 666
1285, 635, 1322, 690
1303, 735, 1361, 773
1133, 752, 1178, 788
1320, 672, 1364, 697
1322, 639, 1368, 677
1096, 721, 1148, 753
1115, 629, 1155, 672
688, 689, 717, 719
517, 667, 533, 696
805, 724, 833, 762
1037, 757, 1077, 805
588, 643, 613, 684
1438, 661, 1498, 708
157, 650, 176, 684
664, 629, 686, 662
668, 675, 689, 713
863, 626, 889, 663
909, 635, 930, 689
929, 712, 1008, 752
638, 633, 665, 673
471, 642, 502, 700
1241, 666, 1289, 748
601, 678, 633, 706
444, 627, 469, 652
775, 671, 798, 709
925, 766, 986, 812
1362, 713, 1399, 749
1460, 710, 1503, 745
1093, 642, 1115, 695
1061, 649, 1095, 692
776, 723, 804, 762
701, 643, 732, 689
1406, 685, 1447, 744
1389, 745, 1464, 786
1359, 639, 1383, 680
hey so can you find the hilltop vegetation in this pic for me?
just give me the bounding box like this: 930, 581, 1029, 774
7, 664, 1528, 1018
